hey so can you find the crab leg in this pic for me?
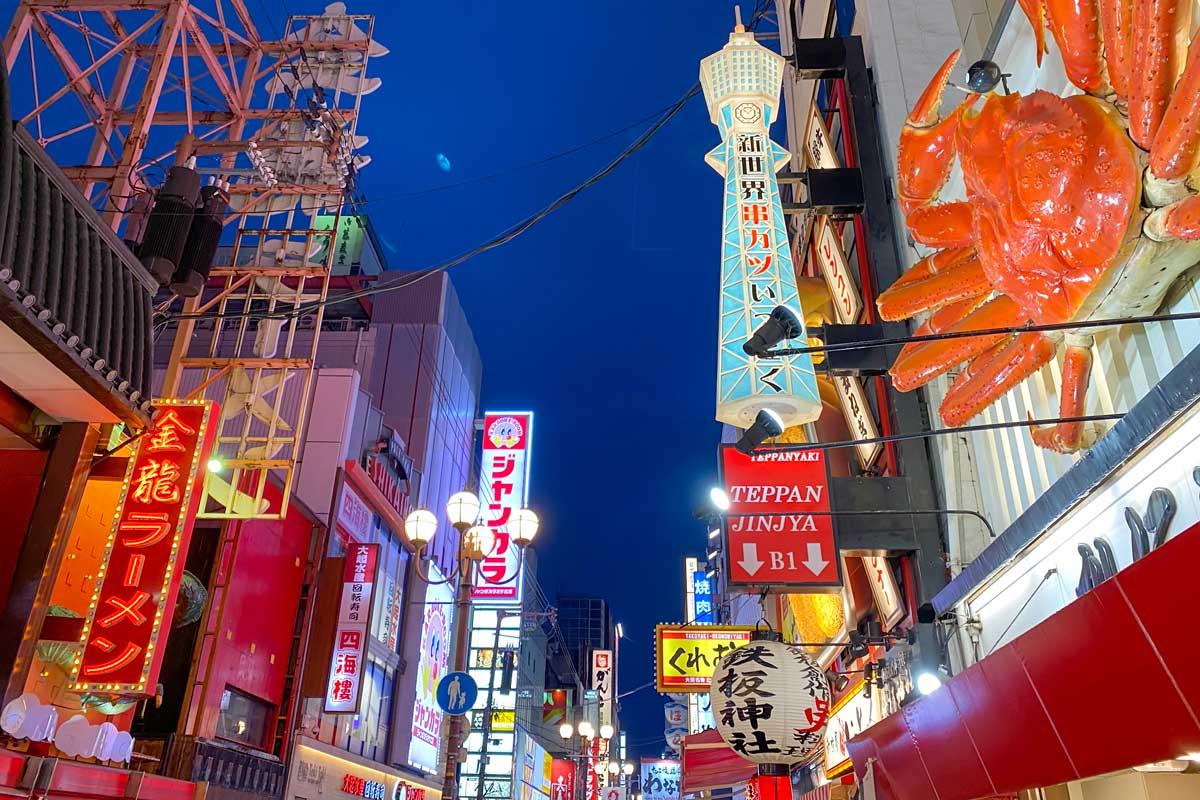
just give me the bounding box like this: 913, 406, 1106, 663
1146, 194, 1200, 239
896, 293, 992, 366
890, 295, 1025, 391
1129, 0, 1180, 149
1030, 337, 1096, 452
1044, 0, 1110, 96
1149, 35, 1200, 182
1017, 0, 1048, 66
940, 333, 1058, 427
877, 251, 990, 320
1100, 0, 1134, 102
905, 202, 977, 249
877, 247, 973, 307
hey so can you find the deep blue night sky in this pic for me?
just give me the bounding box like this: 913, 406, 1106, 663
352, 1, 760, 753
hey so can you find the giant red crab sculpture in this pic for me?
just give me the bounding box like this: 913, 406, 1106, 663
876, 0, 1200, 453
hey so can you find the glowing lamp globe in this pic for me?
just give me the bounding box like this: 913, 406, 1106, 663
559, 723, 574, 739
607, 761, 619, 775
464, 525, 496, 561
623, 763, 635, 776
577, 721, 595, 739
599, 723, 614, 740
446, 491, 481, 528
709, 636, 830, 764
403, 509, 438, 548
512, 508, 540, 547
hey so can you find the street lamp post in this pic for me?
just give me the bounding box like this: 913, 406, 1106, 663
558, 717, 614, 800
403, 492, 540, 800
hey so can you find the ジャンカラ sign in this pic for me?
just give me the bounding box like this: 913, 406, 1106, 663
324, 543, 379, 713
472, 412, 533, 604
73, 400, 217, 694
655, 625, 752, 693
719, 446, 842, 590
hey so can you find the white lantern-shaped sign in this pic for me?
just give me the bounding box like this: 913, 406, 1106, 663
708, 635, 831, 764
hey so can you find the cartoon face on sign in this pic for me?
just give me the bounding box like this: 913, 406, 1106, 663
487, 416, 524, 448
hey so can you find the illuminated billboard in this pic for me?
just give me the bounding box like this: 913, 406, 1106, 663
654, 625, 752, 693
472, 412, 533, 604
408, 564, 454, 774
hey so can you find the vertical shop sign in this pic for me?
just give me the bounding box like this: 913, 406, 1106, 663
592, 650, 613, 725
336, 480, 373, 547
473, 412, 533, 603
72, 400, 217, 694
551, 760, 576, 800
863, 555, 906, 631
700, 27, 821, 430
324, 543, 379, 712
408, 565, 453, 773
803, 105, 881, 469
719, 446, 842, 588
683, 557, 715, 624
585, 739, 599, 800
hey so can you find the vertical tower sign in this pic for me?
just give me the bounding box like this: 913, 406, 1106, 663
472, 412, 533, 604
72, 400, 217, 694
700, 19, 821, 430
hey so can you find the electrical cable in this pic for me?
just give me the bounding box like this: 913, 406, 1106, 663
983, 568, 1057, 657
157, 2, 774, 324
752, 412, 1123, 453
768, 309, 1200, 357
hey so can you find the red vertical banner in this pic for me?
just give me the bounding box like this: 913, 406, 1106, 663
551, 759, 577, 800
585, 738, 600, 800
72, 399, 217, 694
324, 542, 379, 712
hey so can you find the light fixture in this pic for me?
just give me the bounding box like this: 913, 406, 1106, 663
846, 631, 869, 661
600, 723, 614, 740
705, 565, 718, 579
512, 507, 540, 547
463, 525, 495, 560
1185, 753, 1200, 762
403, 509, 438, 548
708, 527, 720, 540
559, 722, 574, 739
615, 622, 624, 639
735, 409, 785, 454
445, 491, 481, 530
709, 487, 730, 511
915, 670, 943, 696
607, 761, 620, 776
623, 762, 635, 777
826, 670, 849, 693
206, 457, 223, 473
706, 549, 720, 562
577, 721, 595, 739
743, 304, 804, 357
966, 59, 1005, 93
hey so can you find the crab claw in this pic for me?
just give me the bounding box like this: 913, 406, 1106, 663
897, 50, 969, 217
890, 295, 1024, 392
877, 248, 988, 321
1016, 0, 1047, 66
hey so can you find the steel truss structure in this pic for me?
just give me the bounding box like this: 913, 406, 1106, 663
4, 0, 385, 519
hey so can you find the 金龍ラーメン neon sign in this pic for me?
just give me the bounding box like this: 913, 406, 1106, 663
72, 400, 217, 694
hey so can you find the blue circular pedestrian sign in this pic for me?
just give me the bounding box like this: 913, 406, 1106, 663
436, 671, 478, 715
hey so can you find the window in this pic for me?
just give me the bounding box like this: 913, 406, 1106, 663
216, 687, 273, 749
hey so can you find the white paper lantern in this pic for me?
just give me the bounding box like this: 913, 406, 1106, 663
708, 636, 831, 763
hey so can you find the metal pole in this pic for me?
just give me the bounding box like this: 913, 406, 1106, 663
441, 546, 474, 800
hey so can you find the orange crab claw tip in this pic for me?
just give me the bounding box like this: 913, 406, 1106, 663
909, 50, 963, 127
1014, 0, 1045, 66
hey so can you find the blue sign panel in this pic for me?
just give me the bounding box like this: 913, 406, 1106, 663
436, 671, 478, 716
692, 570, 714, 624
700, 25, 821, 429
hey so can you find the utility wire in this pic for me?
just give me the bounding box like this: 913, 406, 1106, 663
159, 2, 773, 324
769, 310, 1200, 357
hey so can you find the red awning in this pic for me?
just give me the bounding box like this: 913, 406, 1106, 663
680, 729, 757, 794
846, 521, 1200, 800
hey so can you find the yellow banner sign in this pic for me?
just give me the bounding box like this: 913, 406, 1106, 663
655, 625, 753, 693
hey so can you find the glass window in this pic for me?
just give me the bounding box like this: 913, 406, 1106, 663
216, 687, 273, 749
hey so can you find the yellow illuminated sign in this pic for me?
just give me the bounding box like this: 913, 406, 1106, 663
655, 624, 753, 693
